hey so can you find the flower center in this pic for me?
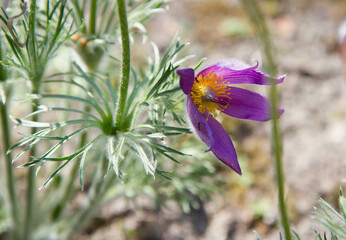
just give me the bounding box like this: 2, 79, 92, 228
190, 70, 231, 119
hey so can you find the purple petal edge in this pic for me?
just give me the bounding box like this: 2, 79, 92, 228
197, 59, 285, 85
221, 86, 284, 121
177, 68, 195, 95
186, 96, 213, 149
207, 116, 242, 175
278, 108, 285, 117
186, 97, 242, 175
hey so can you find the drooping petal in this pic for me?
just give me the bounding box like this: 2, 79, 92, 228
220, 86, 284, 121
207, 115, 241, 174
187, 96, 213, 149
177, 68, 195, 95
187, 96, 241, 174
198, 59, 285, 85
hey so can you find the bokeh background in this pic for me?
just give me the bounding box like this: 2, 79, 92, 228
1, 0, 345, 239
73, 0, 346, 239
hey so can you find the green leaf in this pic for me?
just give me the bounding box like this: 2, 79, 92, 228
79, 144, 92, 190
30, 106, 101, 121
40, 93, 107, 119
156, 169, 173, 180
37, 125, 95, 161
279, 232, 283, 240
103, 1, 117, 34
10, 129, 54, 162
40, 160, 71, 189
161, 152, 180, 164
38, 134, 104, 162
105, 77, 117, 108
152, 125, 191, 133
339, 188, 346, 219
154, 86, 181, 97
21, 159, 42, 167
3, 32, 25, 66
132, 132, 166, 139
314, 194, 346, 239
146, 64, 179, 101
73, 63, 112, 116
158, 32, 179, 70
12, 117, 96, 128
253, 231, 261, 240
194, 57, 207, 71
292, 229, 301, 240
8, 128, 51, 153
151, 142, 190, 156
126, 135, 156, 176
174, 54, 194, 67
107, 136, 125, 177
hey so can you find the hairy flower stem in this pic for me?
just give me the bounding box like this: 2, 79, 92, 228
241, 1, 292, 239
114, 0, 130, 129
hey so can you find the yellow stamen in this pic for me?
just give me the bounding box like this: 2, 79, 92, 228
190, 70, 231, 119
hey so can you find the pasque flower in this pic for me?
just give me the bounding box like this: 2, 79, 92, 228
177, 59, 285, 175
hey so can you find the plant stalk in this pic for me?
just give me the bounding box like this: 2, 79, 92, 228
0, 89, 21, 240
24, 1, 39, 239
27, 0, 38, 89
89, 0, 97, 35
114, 0, 130, 129
0, 32, 22, 240
23, 103, 39, 240
240, 1, 292, 239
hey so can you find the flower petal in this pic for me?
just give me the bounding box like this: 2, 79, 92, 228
177, 68, 195, 95
198, 59, 285, 85
187, 96, 213, 149
187, 96, 241, 174
207, 115, 241, 174
221, 86, 284, 121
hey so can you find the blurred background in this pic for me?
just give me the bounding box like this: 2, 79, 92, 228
1, 0, 345, 239
73, 0, 346, 239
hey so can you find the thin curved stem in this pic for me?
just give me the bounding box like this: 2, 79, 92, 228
0, 101, 21, 240
23, 104, 38, 240
114, 0, 130, 129
0, 31, 21, 240
240, 1, 292, 239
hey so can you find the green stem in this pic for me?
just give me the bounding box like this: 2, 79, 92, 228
23, 103, 39, 240
89, 0, 97, 35
27, 0, 38, 88
24, 2, 39, 240
114, 0, 130, 129
241, 1, 292, 239
0, 98, 21, 240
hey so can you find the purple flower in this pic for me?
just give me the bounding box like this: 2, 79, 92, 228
177, 59, 285, 175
